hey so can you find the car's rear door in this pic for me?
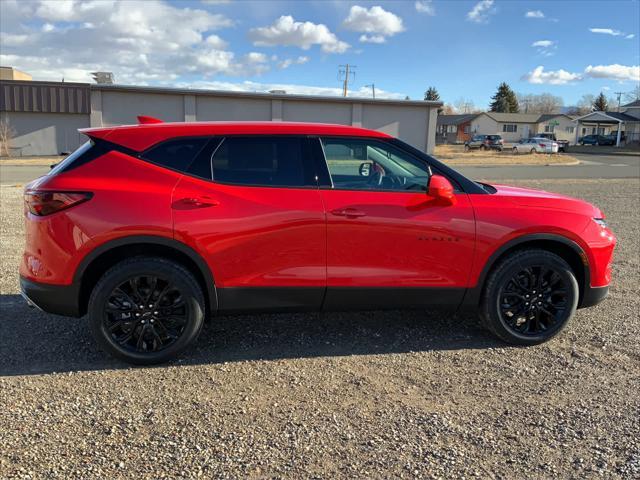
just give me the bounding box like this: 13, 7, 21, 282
172, 136, 327, 313
315, 136, 476, 310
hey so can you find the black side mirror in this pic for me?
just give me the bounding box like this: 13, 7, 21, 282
359, 162, 371, 177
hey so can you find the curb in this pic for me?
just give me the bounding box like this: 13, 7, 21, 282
446, 159, 581, 167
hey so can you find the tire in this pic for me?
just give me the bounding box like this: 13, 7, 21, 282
530, 148, 537, 154
88, 257, 206, 365
480, 145, 487, 151
512, 147, 518, 154
479, 249, 579, 346
464, 144, 470, 152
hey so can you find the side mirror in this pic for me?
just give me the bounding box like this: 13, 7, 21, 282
358, 162, 371, 177
428, 174, 456, 205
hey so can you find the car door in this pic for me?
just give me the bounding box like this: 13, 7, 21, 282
316, 137, 476, 310
172, 136, 327, 313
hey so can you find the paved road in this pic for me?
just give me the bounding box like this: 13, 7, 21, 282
1, 153, 638, 185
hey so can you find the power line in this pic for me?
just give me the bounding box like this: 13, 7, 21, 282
338, 64, 356, 97
614, 91, 624, 112
365, 83, 375, 99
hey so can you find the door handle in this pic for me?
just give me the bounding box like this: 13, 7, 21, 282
172, 196, 219, 209
331, 208, 366, 218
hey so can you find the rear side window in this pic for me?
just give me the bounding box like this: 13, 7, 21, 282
211, 137, 314, 187
142, 137, 209, 172
48, 141, 98, 175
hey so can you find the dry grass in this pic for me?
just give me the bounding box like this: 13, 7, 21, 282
434, 144, 578, 166
0, 156, 64, 166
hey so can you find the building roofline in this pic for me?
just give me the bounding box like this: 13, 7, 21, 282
572, 111, 624, 123
88, 83, 442, 107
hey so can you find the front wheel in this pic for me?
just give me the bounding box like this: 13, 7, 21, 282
512, 147, 518, 154
464, 144, 470, 152
88, 257, 206, 365
480, 250, 579, 345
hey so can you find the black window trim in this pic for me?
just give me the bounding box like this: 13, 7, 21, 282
138, 135, 213, 178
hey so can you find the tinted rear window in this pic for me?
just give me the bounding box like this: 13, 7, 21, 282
48, 141, 95, 175
142, 138, 209, 172
211, 137, 313, 187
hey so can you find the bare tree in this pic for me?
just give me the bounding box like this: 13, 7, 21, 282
517, 92, 563, 114
623, 85, 640, 103
454, 97, 478, 114
0, 119, 15, 157
441, 103, 456, 115
576, 94, 596, 115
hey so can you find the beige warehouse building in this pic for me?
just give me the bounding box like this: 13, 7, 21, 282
0, 80, 442, 156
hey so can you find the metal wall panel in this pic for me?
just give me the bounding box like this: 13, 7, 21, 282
0, 80, 90, 114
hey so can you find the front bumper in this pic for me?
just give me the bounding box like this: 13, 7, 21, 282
20, 276, 81, 317
579, 285, 609, 309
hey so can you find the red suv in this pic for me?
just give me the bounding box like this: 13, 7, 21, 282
21, 119, 616, 364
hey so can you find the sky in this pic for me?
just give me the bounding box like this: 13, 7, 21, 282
1, 0, 639, 108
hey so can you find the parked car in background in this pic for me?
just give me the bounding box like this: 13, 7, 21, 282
537, 133, 569, 152
579, 134, 615, 146
512, 137, 559, 154
464, 134, 503, 151
21, 119, 615, 364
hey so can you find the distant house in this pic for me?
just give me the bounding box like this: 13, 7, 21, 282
470, 112, 577, 143
574, 100, 640, 146
436, 114, 478, 144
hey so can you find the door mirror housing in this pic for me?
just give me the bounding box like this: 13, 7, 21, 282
428, 175, 456, 205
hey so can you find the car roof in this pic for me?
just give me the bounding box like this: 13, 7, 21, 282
80, 121, 392, 152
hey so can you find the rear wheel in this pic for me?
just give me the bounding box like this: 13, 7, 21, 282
464, 144, 470, 152
88, 257, 205, 365
512, 147, 518, 154
480, 249, 578, 345
480, 144, 487, 151
530, 148, 537, 154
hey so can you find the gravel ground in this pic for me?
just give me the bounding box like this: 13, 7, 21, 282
1, 179, 639, 479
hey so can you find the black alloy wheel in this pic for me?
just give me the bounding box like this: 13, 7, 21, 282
104, 275, 188, 353
480, 249, 579, 345
88, 257, 205, 365
498, 265, 569, 336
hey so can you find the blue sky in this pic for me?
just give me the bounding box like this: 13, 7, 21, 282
1, 0, 639, 108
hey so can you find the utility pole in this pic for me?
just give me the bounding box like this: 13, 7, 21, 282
338, 64, 356, 97
365, 83, 375, 99
614, 91, 624, 112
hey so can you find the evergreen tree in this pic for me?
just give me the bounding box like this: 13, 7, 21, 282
593, 92, 609, 111
424, 86, 440, 101
489, 82, 519, 113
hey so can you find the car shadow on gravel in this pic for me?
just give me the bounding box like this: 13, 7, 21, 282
0, 294, 500, 376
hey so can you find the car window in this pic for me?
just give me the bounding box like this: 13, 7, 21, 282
142, 137, 209, 172
320, 137, 430, 192
210, 136, 314, 187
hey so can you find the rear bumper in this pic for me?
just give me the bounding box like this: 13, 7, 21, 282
579, 285, 609, 309
20, 276, 81, 317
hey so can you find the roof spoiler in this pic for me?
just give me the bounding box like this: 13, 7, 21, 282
137, 115, 164, 124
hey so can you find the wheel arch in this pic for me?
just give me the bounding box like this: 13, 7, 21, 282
75, 235, 217, 316
463, 233, 590, 308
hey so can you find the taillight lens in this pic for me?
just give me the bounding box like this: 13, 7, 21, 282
24, 191, 92, 216
539, 144, 546, 148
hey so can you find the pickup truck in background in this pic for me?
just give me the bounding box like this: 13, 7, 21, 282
536, 133, 569, 152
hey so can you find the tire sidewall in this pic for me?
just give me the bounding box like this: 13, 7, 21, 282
88, 258, 205, 365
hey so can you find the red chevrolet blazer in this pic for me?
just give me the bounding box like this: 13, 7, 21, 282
20, 119, 616, 364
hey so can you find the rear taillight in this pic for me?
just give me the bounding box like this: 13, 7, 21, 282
539, 144, 546, 148
24, 191, 92, 216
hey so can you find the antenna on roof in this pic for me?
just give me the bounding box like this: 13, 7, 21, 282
137, 115, 163, 124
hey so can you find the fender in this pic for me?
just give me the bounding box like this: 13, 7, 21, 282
461, 233, 590, 307
74, 235, 218, 312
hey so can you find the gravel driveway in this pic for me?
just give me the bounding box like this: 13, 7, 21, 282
1, 179, 639, 479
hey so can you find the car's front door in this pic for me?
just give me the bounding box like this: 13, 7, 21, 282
172, 136, 326, 312
316, 137, 476, 310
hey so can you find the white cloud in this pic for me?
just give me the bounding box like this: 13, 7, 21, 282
584, 64, 640, 82
342, 5, 404, 43
359, 34, 386, 44
590, 28, 623, 36
522, 66, 581, 85
0, 0, 276, 84
590, 27, 635, 39
278, 56, 309, 69
531, 40, 557, 56
415, 1, 435, 15
522, 64, 640, 85
467, 0, 496, 23
175, 80, 406, 99
249, 15, 349, 53
525, 10, 545, 18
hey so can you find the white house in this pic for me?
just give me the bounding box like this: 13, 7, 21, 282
573, 100, 640, 146
470, 112, 576, 143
